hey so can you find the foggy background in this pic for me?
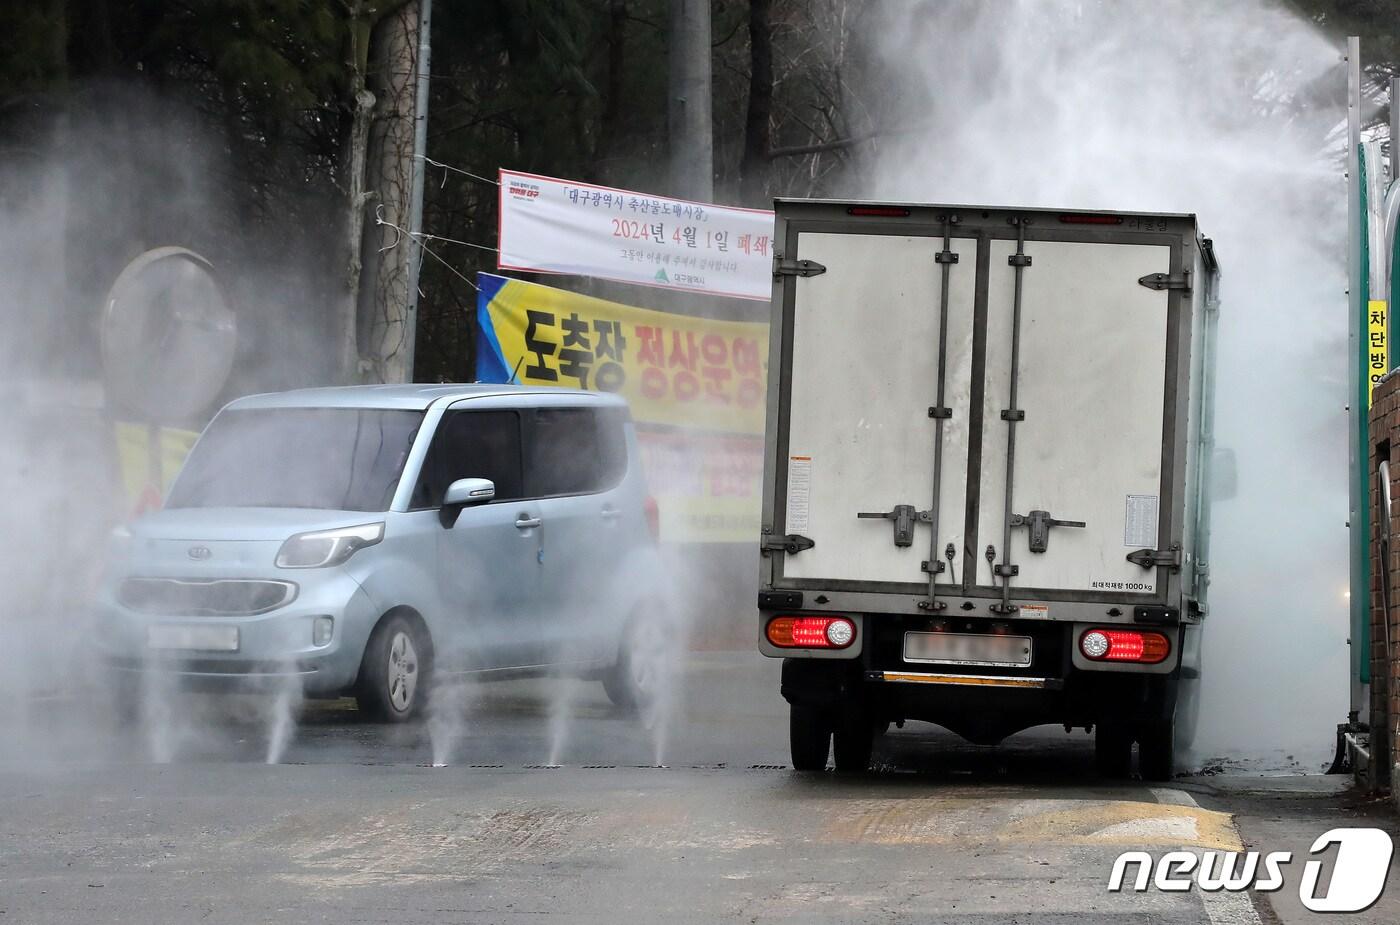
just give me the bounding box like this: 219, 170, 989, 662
0, 0, 1368, 770
842, 0, 1352, 768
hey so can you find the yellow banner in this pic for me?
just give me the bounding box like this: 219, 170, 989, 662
114, 421, 200, 515
637, 429, 764, 543
1369, 299, 1388, 404
476, 273, 767, 434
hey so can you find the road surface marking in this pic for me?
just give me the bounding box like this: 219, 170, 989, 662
1151, 787, 1200, 807
1152, 786, 1263, 925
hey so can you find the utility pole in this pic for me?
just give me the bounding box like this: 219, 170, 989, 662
1346, 36, 1366, 733
668, 0, 713, 202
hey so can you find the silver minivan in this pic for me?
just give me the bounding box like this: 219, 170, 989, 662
97, 384, 666, 721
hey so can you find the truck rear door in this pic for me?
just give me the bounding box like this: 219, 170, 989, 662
976, 232, 1174, 598
770, 208, 1184, 608
780, 227, 976, 592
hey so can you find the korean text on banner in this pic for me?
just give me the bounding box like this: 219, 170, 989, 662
476, 273, 767, 435
497, 169, 776, 301
1369, 299, 1388, 403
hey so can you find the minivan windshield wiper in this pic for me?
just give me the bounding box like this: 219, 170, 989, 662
166, 408, 424, 512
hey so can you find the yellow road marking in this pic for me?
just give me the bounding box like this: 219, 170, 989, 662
820, 798, 1242, 851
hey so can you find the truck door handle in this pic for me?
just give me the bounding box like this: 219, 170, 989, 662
857, 504, 932, 548
1009, 510, 1084, 553
515, 515, 542, 529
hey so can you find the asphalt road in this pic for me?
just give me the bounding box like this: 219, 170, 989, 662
1, 651, 1396, 923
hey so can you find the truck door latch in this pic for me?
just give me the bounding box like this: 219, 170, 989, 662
761, 533, 815, 555
773, 257, 827, 278
857, 504, 931, 548
1009, 510, 1085, 553
1126, 545, 1182, 570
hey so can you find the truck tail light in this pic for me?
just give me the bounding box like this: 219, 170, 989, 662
1079, 628, 1170, 664
766, 615, 856, 649
644, 495, 660, 542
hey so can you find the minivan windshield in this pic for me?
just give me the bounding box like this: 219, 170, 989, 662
166, 408, 424, 511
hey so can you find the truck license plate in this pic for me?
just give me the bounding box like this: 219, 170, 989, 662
147, 624, 240, 652
903, 632, 1032, 668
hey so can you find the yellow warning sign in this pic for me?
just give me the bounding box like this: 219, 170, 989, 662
1369, 299, 1388, 404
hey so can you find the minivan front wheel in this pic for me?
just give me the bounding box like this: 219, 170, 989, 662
357, 614, 430, 722
603, 614, 669, 711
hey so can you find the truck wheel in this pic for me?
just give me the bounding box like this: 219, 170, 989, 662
1138, 719, 1176, 782
1175, 675, 1201, 753
790, 704, 831, 771
832, 713, 875, 773
356, 614, 430, 723
1095, 723, 1133, 778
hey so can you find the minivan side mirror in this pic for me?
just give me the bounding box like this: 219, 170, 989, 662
439, 478, 495, 528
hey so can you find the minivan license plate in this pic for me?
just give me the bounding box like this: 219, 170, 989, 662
147, 625, 239, 652
903, 632, 1031, 668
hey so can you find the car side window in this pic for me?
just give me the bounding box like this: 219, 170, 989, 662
412, 410, 524, 509
525, 407, 627, 498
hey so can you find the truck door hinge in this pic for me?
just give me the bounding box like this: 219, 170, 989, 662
1126, 544, 1182, 571
761, 533, 815, 555
857, 504, 931, 548
1138, 270, 1192, 292
1009, 510, 1085, 553
774, 257, 827, 278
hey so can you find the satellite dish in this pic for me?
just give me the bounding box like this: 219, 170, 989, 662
101, 247, 237, 423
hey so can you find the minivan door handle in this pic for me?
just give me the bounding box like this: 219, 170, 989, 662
515, 515, 542, 529
601, 506, 622, 522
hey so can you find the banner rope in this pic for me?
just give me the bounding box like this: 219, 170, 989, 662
418, 155, 499, 188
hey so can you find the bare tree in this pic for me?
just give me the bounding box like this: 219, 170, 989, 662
360, 2, 421, 385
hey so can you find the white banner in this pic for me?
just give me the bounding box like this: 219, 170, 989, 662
497, 169, 775, 301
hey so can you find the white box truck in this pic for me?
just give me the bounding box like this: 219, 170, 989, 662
757, 200, 1220, 780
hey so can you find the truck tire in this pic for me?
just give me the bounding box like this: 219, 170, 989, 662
1175, 675, 1200, 753
832, 714, 875, 774
790, 704, 831, 771
1138, 719, 1176, 782
356, 614, 430, 723
1095, 722, 1133, 778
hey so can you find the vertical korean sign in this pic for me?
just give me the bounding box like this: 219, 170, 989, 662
1369, 299, 1388, 402
497, 169, 775, 300
476, 273, 768, 542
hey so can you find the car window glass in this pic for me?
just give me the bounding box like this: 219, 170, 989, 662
167, 408, 422, 512
413, 410, 523, 507
526, 407, 626, 497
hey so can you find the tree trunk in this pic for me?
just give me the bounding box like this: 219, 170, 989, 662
359, 1, 421, 385
667, 0, 713, 201
739, 0, 773, 206
342, 8, 376, 384
598, 0, 628, 181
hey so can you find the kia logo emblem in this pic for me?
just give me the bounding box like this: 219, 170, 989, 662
187, 546, 212, 561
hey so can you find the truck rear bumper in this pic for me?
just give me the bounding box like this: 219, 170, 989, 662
777, 614, 1186, 745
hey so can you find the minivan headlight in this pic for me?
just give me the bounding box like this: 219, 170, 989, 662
276, 523, 384, 569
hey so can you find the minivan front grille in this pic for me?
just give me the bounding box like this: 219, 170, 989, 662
118, 578, 297, 616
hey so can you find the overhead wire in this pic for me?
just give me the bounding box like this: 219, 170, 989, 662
374, 204, 483, 293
